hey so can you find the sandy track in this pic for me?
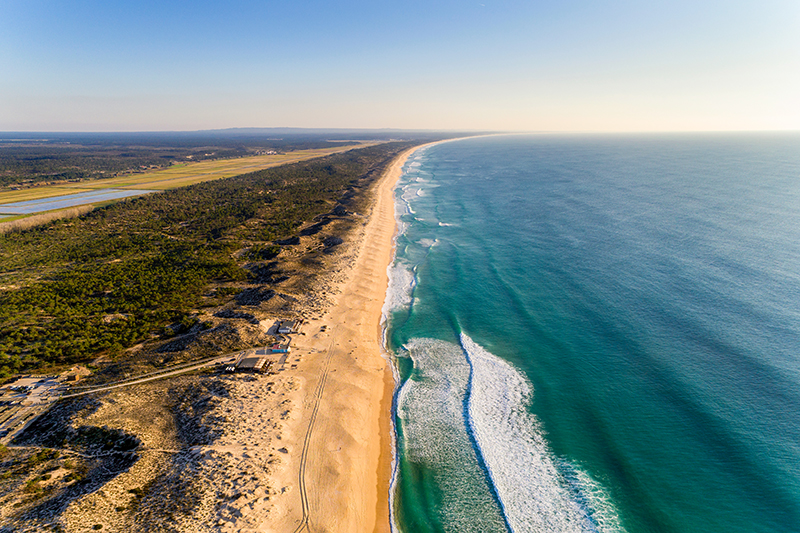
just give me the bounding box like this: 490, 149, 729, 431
292, 337, 335, 533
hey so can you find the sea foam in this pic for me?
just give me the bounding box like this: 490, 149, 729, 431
393, 335, 624, 533
383, 262, 416, 317
395, 339, 509, 532
461, 334, 623, 533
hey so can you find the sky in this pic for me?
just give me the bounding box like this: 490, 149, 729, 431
1, 0, 798, 132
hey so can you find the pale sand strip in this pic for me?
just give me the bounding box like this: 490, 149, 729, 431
267, 139, 475, 532
279, 146, 419, 533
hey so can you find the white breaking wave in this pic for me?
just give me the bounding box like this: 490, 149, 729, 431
384, 168, 427, 320
395, 339, 510, 532
401, 186, 419, 201
559, 460, 625, 533
397, 185, 416, 218
383, 262, 416, 317
392, 336, 625, 533
460, 333, 624, 533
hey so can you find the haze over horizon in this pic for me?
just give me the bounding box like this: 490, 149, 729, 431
2, 0, 798, 133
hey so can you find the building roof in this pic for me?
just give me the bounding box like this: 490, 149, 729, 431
237, 356, 267, 370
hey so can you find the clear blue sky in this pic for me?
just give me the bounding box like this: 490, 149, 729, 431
1, 0, 798, 131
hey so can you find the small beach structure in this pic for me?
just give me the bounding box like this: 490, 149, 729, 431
235, 355, 270, 374
268, 343, 290, 354
277, 320, 296, 334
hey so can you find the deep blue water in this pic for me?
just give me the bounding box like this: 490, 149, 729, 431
384, 134, 800, 533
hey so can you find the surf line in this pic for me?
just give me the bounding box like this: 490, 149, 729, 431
384, 137, 493, 533
460, 331, 515, 533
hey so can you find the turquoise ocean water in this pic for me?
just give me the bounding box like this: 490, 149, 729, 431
383, 134, 800, 533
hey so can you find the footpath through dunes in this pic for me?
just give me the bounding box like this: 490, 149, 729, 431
0, 143, 377, 215
267, 147, 417, 533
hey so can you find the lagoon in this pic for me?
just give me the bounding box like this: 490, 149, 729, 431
0, 189, 156, 215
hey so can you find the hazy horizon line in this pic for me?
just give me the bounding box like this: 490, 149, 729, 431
2, 127, 799, 136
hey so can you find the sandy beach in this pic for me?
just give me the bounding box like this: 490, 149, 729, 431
257, 144, 421, 532
280, 147, 413, 531
284, 139, 483, 532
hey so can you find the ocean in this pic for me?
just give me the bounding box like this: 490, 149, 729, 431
383, 134, 800, 533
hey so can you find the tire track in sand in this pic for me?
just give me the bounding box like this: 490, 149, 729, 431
293, 336, 337, 533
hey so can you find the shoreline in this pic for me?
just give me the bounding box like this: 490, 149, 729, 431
272, 142, 425, 532
373, 145, 422, 532
281, 138, 471, 532
190, 138, 479, 532
378, 138, 478, 532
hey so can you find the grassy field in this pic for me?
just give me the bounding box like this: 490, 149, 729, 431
0, 143, 376, 205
